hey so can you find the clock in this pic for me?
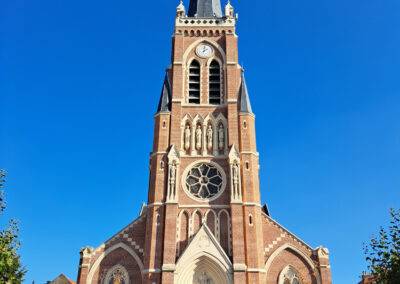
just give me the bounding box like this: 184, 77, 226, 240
196, 44, 213, 58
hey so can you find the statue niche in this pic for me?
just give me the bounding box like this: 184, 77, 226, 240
184, 124, 191, 151
206, 124, 213, 152
218, 124, 225, 152
196, 124, 202, 151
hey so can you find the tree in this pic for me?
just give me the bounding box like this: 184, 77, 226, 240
363, 208, 400, 283
0, 169, 26, 283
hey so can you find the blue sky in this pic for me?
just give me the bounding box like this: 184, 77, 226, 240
1, 0, 399, 283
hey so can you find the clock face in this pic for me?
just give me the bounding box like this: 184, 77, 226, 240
196, 44, 213, 58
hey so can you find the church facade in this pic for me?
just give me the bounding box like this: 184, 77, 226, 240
76, 1, 332, 283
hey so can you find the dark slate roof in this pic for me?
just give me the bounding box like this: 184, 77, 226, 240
157, 74, 172, 113
238, 71, 253, 114
188, 0, 222, 17
262, 203, 270, 217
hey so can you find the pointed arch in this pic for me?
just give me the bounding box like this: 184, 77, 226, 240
218, 209, 231, 256
205, 209, 217, 237
175, 224, 233, 284
192, 113, 204, 128
183, 38, 226, 65
177, 210, 190, 256
265, 243, 321, 284
87, 242, 143, 284
191, 210, 204, 237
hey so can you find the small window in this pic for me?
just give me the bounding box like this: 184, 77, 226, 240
189, 60, 201, 104
249, 215, 253, 226
243, 120, 247, 129
162, 120, 166, 129
209, 60, 221, 105
245, 161, 250, 170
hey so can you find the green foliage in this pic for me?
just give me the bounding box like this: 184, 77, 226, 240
364, 208, 400, 283
0, 169, 26, 283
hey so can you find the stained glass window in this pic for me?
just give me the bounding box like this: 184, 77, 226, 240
185, 163, 223, 200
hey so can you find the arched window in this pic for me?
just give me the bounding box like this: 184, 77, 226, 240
209, 60, 221, 105
189, 60, 201, 104
105, 265, 129, 284
279, 265, 303, 284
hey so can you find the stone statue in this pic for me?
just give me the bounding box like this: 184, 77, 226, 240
196, 125, 202, 150
170, 163, 177, 183
195, 272, 213, 284
232, 163, 239, 184
206, 125, 213, 151
184, 125, 191, 150
218, 124, 224, 150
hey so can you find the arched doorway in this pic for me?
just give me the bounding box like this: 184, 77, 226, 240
175, 255, 232, 284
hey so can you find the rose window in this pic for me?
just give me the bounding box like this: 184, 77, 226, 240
185, 163, 223, 200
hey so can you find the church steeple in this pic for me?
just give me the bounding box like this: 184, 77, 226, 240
239, 71, 253, 114
156, 74, 171, 113
188, 0, 223, 18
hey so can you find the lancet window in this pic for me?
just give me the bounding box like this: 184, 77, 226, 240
189, 60, 201, 104
208, 60, 221, 104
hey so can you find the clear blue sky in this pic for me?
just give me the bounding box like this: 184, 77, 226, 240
1, 0, 399, 283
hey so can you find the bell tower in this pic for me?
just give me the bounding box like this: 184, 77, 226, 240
142, 0, 266, 282
76, 1, 332, 283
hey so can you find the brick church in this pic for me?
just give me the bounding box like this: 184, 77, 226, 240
76, 0, 332, 283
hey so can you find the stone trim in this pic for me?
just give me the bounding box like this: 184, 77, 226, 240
233, 263, 247, 272
142, 268, 162, 274
162, 264, 176, 272
263, 213, 313, 251
247, 268, 267, 273
179, 204, 230, 209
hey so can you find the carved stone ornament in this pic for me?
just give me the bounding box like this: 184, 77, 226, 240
81, 246, 95, 258
315, 246, 330, 259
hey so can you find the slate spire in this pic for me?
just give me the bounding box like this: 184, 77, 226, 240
238, 71, 253, 114
188, 0, 223, 18
157, 74, 172, 113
